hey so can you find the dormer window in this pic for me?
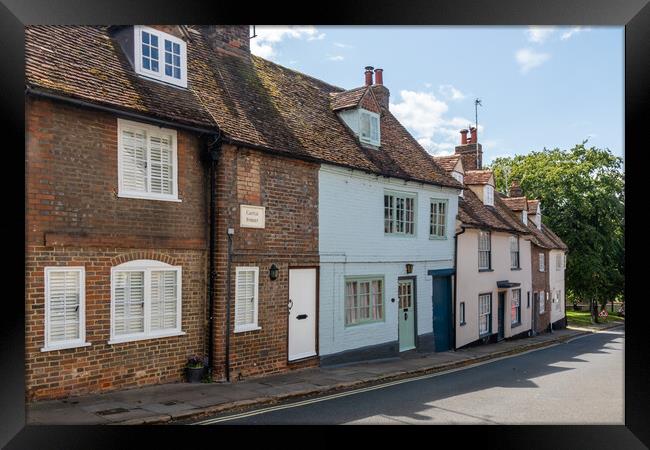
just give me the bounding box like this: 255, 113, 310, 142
522, 210, 528, 225
359, 109, 380, 146
451, 171, 464, 197
483, 185, 494, 206
134, 26, 187, 88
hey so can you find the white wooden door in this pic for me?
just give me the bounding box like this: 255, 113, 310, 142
288, 268, 317, 361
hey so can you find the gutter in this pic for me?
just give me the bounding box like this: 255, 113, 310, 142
453, 225, 467, 350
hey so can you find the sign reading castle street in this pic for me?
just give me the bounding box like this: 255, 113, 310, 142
240, 205, 266, 229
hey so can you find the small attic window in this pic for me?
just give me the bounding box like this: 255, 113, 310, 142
483, 185, 494, 206
359, 109, 380, 146
134, 26, 187, 88
522, 210, 528, 225
451, 171, 464, 197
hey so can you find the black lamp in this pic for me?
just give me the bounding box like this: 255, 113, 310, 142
406, 263, 413, 274
269, 264, 279, 280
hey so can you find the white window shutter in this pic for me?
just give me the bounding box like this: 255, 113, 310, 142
150, 270, 178, 331
47, 270, 81, 343
148, 134, 174, 195
370, 115, 379, 142
235, 268, 258, 330
121, 129, 148, 193
113, 271, 145, 336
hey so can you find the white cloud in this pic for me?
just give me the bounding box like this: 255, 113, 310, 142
526, 26, 556, 44
561, 26, 590, 40
250, 26, 324, 59
333, 42, 352, 48
438, 84, 466, 101
390, 90, 480, 155
515, 48, 551, 73
327, 55, 344, 61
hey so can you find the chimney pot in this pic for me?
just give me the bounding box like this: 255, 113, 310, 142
374, 68, 383, 85
460, 129, 468, 145
364, 66, 374, 86
470, 126, 478, 144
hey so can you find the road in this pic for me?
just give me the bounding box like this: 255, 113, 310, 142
194, 327, 624, 425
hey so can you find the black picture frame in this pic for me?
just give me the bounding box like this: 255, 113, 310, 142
1, 0, 646, 447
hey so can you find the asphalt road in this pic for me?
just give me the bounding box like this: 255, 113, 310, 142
195, 327, 624, 425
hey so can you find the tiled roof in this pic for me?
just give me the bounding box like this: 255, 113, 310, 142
25, 25, 462, 190
541, 223, 568, 250
524, 222, 556, 249
527, 199, 540, 213
458, 189, 530, 234
464, 170, 493, 185
433, 155, 462, 172
502, 197, 528, 211
330, 87, 368, 111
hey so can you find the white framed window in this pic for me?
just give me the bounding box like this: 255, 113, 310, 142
557, 253, 564, 270
42, 267, 90, 352
483, 185, 494, 206
459, 301, 466, 325
478, 230, 491, 270
510, 235, 520, 269
539, 291, 545, 314
235, 267, 260, 333
134, 25, 188, 88
345, 277, 384, 326
511, 289, 521, 325
430, 199, 448, 238
555, 290, 562, 309
451, 172, 464, 197
384, 191, 416, 236
118, 119, 179, 202
479, 293, 492, 335
522, 210, 528, 225
110, 260, 183, 344
539, 253, 545, 272
359, 109, 380, 146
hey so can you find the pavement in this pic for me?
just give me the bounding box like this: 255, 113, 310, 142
26, 321, 624, 425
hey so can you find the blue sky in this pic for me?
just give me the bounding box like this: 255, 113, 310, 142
250, 26, 624, 165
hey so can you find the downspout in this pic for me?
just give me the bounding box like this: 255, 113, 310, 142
225, 228, 234, 381
452, 225, 467, 350
206, 131, 222, 380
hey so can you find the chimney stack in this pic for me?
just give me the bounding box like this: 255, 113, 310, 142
374, 68, 383, 85
509, 180, 523, 198
460, 129, 468, 145
364, 66, 374, 86
469, 126, 478, 144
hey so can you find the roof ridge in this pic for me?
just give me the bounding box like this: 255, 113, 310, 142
251, 54, 346, 92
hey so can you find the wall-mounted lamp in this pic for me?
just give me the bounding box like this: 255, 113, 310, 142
405, 263, 413, 274
269, 264, 279, 281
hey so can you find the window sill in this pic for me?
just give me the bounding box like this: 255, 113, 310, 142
118, 192, 182, 203
345, 320, 385, 328
511, 322, 522, 328
108, 330, 186, 345
429, 236, 448, 240
384, 233, 417, 238
234, 325, 262, 334
41, 342, 91, 352
459, 322, 466, 327
510, 267, 522, 271
478, 269, 494, 272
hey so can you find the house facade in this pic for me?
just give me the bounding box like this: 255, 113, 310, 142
435, 134, 534, 349
25, 25, 463, 400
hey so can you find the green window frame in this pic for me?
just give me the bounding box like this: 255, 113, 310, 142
344, 276, 385, 326
384, 191, 417, 236
430, 199, 448, 239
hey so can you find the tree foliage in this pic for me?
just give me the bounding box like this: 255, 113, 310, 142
488, 143, 624, 306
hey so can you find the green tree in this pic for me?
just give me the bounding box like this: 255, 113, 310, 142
489, 143, 624, 322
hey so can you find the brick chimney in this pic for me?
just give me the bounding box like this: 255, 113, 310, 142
199, 25, 251, 58
455, 128, 482, 170
509, 180, 523, 197
370, 67, 390, 110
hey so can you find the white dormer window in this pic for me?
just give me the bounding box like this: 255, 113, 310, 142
134, 26, 187, 88
483, 185, 494, 206
452, 171, 464, 197
522, 210, 528, 225
359, 109, 380, 146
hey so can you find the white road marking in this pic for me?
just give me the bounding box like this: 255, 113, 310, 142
194, 327, 623, 425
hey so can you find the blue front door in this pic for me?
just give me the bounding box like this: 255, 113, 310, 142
432, 275, 452, 352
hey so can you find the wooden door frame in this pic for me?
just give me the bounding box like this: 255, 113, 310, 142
398, 275, 418, 350
286, 265, 319, 365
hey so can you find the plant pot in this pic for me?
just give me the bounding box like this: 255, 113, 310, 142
186, 366, 206, 383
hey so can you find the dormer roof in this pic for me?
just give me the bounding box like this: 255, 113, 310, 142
433, 154, 463, 174
502, 196, 528, 211
464, 170, 494, 186
527, 199, 540, 214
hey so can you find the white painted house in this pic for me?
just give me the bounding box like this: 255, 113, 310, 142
318, 70, 462, 364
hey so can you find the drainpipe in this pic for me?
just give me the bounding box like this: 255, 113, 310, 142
206, 132, 222, 380
452, 225, 467, 350
225, 227, 234, 382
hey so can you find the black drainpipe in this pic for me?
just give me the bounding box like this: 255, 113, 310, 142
206, 132, 222, 380
453, 226, 467, 350
225, 227, 233, 382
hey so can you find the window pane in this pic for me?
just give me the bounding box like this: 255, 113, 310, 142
150, 270, 177, 331
113, 271, 145, 335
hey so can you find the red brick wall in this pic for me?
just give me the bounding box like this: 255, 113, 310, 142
211, 145, 320, 381
531, 244, 551, 333
25, 97, 209, 400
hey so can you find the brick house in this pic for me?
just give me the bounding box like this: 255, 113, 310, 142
434, 131, 534, 349
25, 25, 462, 400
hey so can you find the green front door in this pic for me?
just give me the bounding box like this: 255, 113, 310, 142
398, 278, 416, 351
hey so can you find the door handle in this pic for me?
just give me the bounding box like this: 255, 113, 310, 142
296, 314, 308, 320
404, 312, 408, 320
288, 299, 293, 311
